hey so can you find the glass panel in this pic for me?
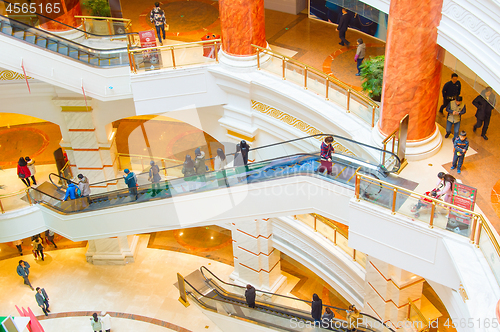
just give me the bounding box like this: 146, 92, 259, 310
355, 251, 366, 268
439, 205, 472, 238
285, 61, 305, 87
336, 231, 354, 257
316, 218, 335, 241
327, 81, 348, 108
0, 190, 31, 212
173, 44, 216, 67
307, 70, 327, 98
479, 230, 500, 285
396, 191, 432, 226
260, 54, 283, 78
359, 177, 394, 209
295, 214, 315, 229
349, 93, 373, 126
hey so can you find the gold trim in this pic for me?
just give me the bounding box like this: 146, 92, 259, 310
227, 130, 255, 142
61, 106, 93, 112
0, 70, 33, 80
251, 100, 355, 156
458, 283, 469, 302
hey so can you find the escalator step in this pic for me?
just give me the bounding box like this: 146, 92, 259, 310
13, 31, 25, 39
47, 41, 58, 52
36, 37, 48, 48
25, 34, 36, 44
1, 26, 13, 35
58, 46, 68, 55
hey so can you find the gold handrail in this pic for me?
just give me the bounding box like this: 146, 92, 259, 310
313, 213, 349, 239
251, 44, 379, 110
128, 39, 222, 54
0, 188, 32, 214
355, 170, 500, 281
382, 127, 399, 145
74, 15, 132, 24
0, 188, 30, 199
407, 298, 429, 330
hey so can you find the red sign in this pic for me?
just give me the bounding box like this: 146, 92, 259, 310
451, 182, 477, 211
139, 30, 157, 48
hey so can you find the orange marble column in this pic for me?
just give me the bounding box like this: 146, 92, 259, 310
380, 0, 444, 141
219, 0, 266, 56
36, 0, 82, 31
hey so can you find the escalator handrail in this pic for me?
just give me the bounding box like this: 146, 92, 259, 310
200, 266, 396, 332
1, 0, 139, 40
0, 15, 133, 55
48, 173, 77, 188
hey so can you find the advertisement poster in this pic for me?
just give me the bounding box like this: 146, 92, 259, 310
138, 30, 161, 71
446, 183, 477, 237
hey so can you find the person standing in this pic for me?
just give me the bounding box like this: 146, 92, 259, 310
13, 239, 23, 256
33, 236, 44, 261
354, 38, 365, 76
150, 2, 167, 45
77, 174, 91, 197
62, 181, 80, 201
311, 293, 323, 326
445, 96, 466, 140
239, 140, 250, 166
322, 307, 335, 328
123, 169, 138, 200
336, 8, 351, 47
214, 148, 228, 187
438, 73, 461, 114
473, 87, 496, 140
346, 305, 361, 332
101, 311, 111, 332
25, 156, 37, 185
45, 230, 57, 248
90, 313, 103, 332
450, 131, 469, 174
17, 157, 31, 187
319, 136, 335, 175
17, 260, 34, 290
245, 284, 256, 308
194, 148, 207, 176
182, 155, 196, 178
35, 287, 50, 316
149, 161, 162, 197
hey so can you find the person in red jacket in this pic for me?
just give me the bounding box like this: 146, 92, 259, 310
17, 157, 31, 187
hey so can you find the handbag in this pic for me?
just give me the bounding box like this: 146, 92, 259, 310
19, 172, 26, 179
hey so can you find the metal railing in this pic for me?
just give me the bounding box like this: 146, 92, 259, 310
355, 171, 500, 286
294, 213, 366, 268
128, 39, 221, 73
253, 45, 380, 128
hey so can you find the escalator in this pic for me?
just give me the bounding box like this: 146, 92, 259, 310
0, 0, 136, 66
180, 266, 394, 332
28, 134, 405, 215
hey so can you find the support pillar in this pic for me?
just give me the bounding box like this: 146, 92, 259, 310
363, 256, 424, 329
230, 219, 286, 293
86, 235, 139, 265
53, 97, 119, 193
378, 0, 444, 159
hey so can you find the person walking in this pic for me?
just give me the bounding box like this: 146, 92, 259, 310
90, 312, 103, 332
150, 2, 167, 45
450, 130, 469, 174
311, 293, 323, 326
194, 148, 207, 176
45, 230, 57, 248
123, 169, 138, 200
245, 284, 256, 308
35, 287, 50, 316
438, 73, 461, 114
13, 239, 23, 256
149, 161, 162, 196
25, 156, 37, 185
17, 157, 31, 187
214, 148, 228, 187
33, 236, 44, 261
31, 235, 39, 260
354, 38, 365, 76
445, 96, 466, 140
17, 260, 34, 290
337, 8, 351, 47
473, 87, 496, 140
319, 136, 335, 175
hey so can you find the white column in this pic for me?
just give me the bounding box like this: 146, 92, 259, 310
363, 256, 424, 328
230, 218, 286, 293
85, 235, 139, 265
53, 97, 118, 193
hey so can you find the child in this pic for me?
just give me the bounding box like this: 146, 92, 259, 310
450, 130, 469, 174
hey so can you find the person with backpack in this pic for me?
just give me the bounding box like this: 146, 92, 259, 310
149, 161, 162, 196
124, 169, 138, 200
150, 2, 168, 45
62, 181, 80, 201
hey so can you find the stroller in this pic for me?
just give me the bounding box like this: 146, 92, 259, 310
410, 189, 441, 218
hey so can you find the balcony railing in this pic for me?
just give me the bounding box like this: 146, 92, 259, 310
253, 45, 380, 128
355, 171, 500, 286
0, 188, 33, 213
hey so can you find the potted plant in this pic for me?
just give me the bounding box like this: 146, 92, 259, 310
359, 55, 385, 102
83, 0, 112, 35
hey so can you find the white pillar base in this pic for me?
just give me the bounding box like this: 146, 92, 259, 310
219, 45, 271, 71
86, 235, 139, 265
371, 123, 442, 161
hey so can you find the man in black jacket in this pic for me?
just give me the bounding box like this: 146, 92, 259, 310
245, 284, 256, 308
337, 8, 351, 47
438, 73, 461, 114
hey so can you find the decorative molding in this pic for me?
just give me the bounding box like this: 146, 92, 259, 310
251, 100, 355, 156
441, 0, 500, 54
0, 70, 33, 80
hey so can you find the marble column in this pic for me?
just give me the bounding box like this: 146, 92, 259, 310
379, 0, 444, 142
86, 235, 139, 265
35, 0, 83, 31
363, 256, 424, 328
53, 97, 119, 193
230, 219, 286, 293
219, 0, 266, 56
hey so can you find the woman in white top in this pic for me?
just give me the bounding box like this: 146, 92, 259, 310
435, 172, 455, 203
25, 156, 37, 185
214, 148, 228, 187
